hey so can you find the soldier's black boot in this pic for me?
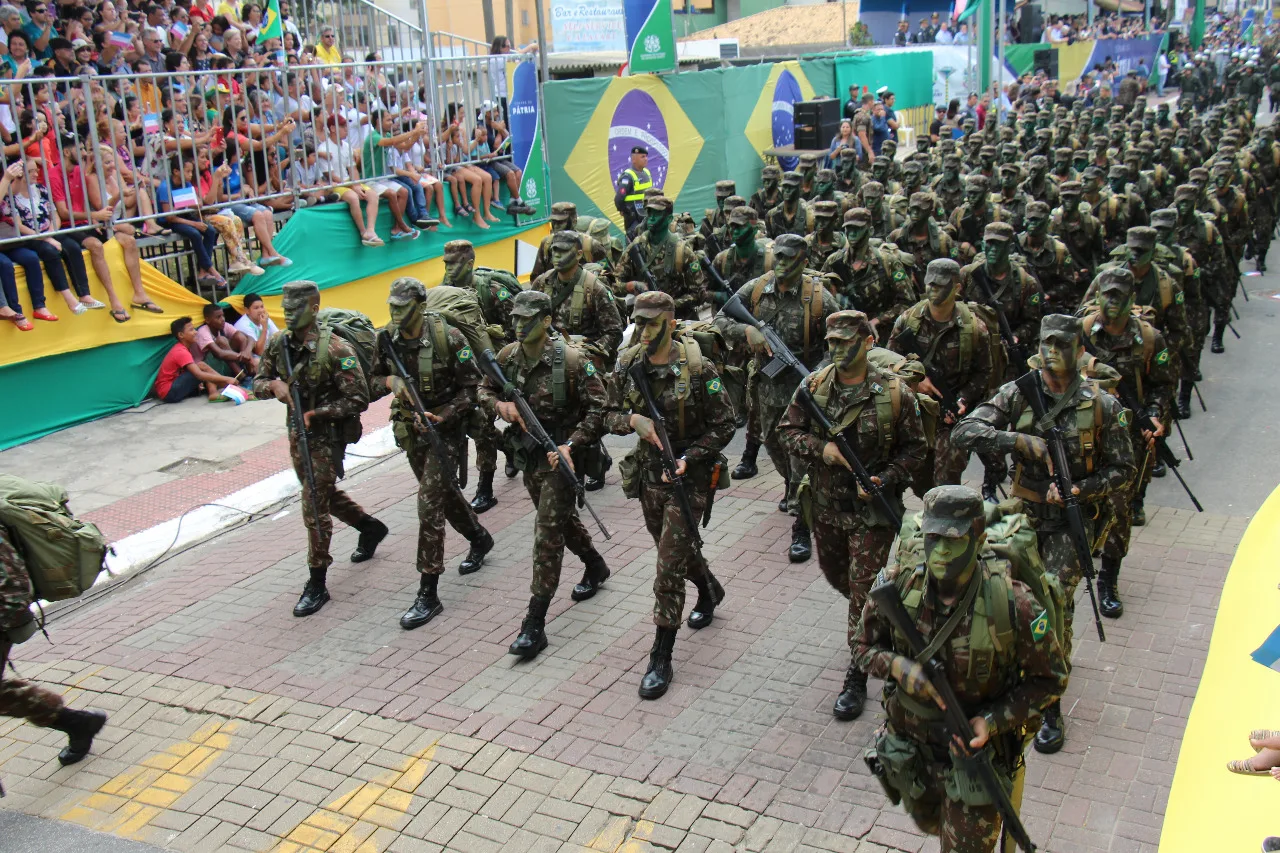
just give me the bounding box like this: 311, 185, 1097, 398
571, 551, 611, 601
509, 595, 551, 659
832, 667, 868, 721
687, 572, 725, 629
732, 440, 760, 479
1151, 459, 1166, 478
350, 517, 388, 563
469, 470, 497, 514
1211, 322, 1227, 354
1177, 381, 1194, 420
400, 573, 443, 630
294, 570, 330, 617
788, 517, 812, 563
638, 626, 678, 699
457, 530, 494, 575
777, 489, 789, 513
503, 450, 517, 478
52, 708, 107, 766
1099, 557, 1124, 618
584, 446, 611, 492
1131, 500, 1146, 526
1033, 701, 1065, 754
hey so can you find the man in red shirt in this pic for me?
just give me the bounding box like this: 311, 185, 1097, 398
48, 137, 161, 322
156, 316, 240, 402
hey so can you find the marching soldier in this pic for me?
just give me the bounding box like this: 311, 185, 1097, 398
930, 154, 966, 214
1150, 209, 1206, 420
477, 291, 612, 660
750, 164, 783, 219
253, 281, 387, 617
715, 234, 840, 562
778, 311, 928, 721
1050, 181, 1108, 283
888, 259, 995, 489
953, 313, 1136, 753
860, 181, 895, 240
889, 191, 956, 291
615, 196, 705, 321
821, 208, 916, 345
700, 180, 736, 246
805, 200, 846, 272
766, 171, 813, 239
992, 164, 1029, 233
949, 175, 996, 264
605, 291, 735, 698
1018, 200, 1083, 314
853, 486, 1068, 853
371, 277, 495, 630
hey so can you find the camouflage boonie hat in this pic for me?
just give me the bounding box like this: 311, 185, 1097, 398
824, 310, 873, 341
773, 233, 808, 257
781, 171, 803, 187
1188, 167, 1209, 182
983, 222, 1015, 242
387, 276, 427, 306
724, 195, 747, 211
902, 160, 924, 175
1060, 180, 1083, 196
998, 163, 1020, 178
1028, 155, 1048, 169
1040, 313, 1082, 341
645, 196, 673, 212
921, 486, 984, 537
1126, 226, 1156, 250
281, 280, 320, 305
1081, 166, 1105, 182
812, 200, 839, 218
511, 290, 552, 317
714, 180, 736, 196
979, 145, 997, 158
943, 154, 962, 168
816, 168, 837, 183
632, 291, 675, 319
1108, 164, 1129, 179
965, 175, 990, 192
727, 206, 753, 226
799, 153, 819, 168
762, 164, 783, 178
1035, 128, 1053, 140
909, 191, 934, 208
1054, 146, 1074, 159
1174, 184, 1198, 202
549, 201, 577, 220
925, 258, 961, 281
843, 207, 871, 226
861, 181, 885, 198
1150, 208, 1177, 227
1098, 267, 1136, 294
1210, 161, 1233, 176
550, 229, 582, 249
442, 239, 475, 261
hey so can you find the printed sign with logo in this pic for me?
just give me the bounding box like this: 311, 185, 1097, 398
624, 0, 676, 75
551, 0, 626, 53
506, 59, 546, 216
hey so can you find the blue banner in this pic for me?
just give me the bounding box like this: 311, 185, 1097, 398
507, 60, 547, 215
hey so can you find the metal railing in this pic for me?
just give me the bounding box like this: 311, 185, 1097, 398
0, 57, 544, 297
285, 0, 424, 62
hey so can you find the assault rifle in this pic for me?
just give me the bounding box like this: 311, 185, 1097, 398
1105, 376, 1204, 512
628, 358, 709, 551
626, 240, 658, 293
970, 267, 1031, 373
281, 338, 320, 516
378, 331, 469, 504
477, 349, 612, 539
1014, 371, 1106, 642
721, 294, 901, 528
869, 581, 1038, 853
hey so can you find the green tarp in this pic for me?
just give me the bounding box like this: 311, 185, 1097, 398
833, 52, 934, 110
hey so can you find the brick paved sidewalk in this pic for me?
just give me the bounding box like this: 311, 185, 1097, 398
1, 449, 1244, 853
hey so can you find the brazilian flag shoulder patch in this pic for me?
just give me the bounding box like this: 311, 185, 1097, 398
1118, 409, 1131, 428
585, 361, 597, 376
893, 268, 907, 281
689, 259, 702, 273
1030, 609, 1051, 642
339, 356, 356, 370
1030, 292, 1042, 305
1175, 290, 1185, 304
497, 287, 510, 301
1155, 348, 1170, 365
458, 346, 473, 363
706, 377, 723, 394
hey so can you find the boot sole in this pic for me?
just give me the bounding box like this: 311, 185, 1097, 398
687, 612, 713, 629
1033, 736, 1065, 755
58, 712, 107, 766
789, 549, 811, 563
571, 569, 610, 602
832, 704, 863, 722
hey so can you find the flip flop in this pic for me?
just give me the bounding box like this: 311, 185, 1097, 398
110, 309, 131, 323
130, 300, 164, 314
362, 235, 384, 247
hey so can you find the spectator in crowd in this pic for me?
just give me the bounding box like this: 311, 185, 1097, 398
881, 90, 899, 144
317, 113, 384, 247
1157, 50, 1169, 96
195, 302, 255, 377
954, 22, 971, 45
870, 100, 890, 155
232, 291, 277, 366
441, 121, 492, 229
913, 17, 933, 44
402, 129, 452, 228
487, 35, 538, 123
156, 156, 225, 288
935, 21, 954, 44
893, 20, 909, 47
156, 315, 241, 402
314, 25, 340, 64
0, 156, 95, 320
359, 108, 420, 240
828, 119, 853, 167
23, 1, 54, 61
470, 123, 531, 215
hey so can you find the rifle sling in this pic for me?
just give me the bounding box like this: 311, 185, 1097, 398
916, 570, 982, 666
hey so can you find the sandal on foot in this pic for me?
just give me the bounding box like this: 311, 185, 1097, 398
110, 309, 131, 323
32, 308, 59, 321
130, 300, 163, 314
8, 314, 33, 331
71, 302, 88, 315
1250, 730, 1280, 750
1227, 757, 1273, 775
80, 297, 106, 309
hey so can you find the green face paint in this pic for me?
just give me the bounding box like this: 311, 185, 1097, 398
550, 242, 579, 273
442, 257, 473, 287
284, 299, 316, 332
924, 532, 978, 593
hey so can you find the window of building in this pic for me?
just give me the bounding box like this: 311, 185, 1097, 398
521, 9, 529, 25
676, 0, 715, 12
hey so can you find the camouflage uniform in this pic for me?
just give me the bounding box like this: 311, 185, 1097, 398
1089, 227, 1192, 372
477, 300, 608, 603
371, 293, 487, 579
0, 525, 64, 727
531, 202, 589, 280
615, 197, 705, 321
1050, 182, 1108, 282
1017, 202, 1082, 315
749, 165, 783, 220
804, 200, 847, 272
778, 311, 928, 720
930, 158, 966, 215
822, 208, 916, 345
252, 285, 378, 595
605, 294, 735, 630
853, 487, 1068, 853
765, 172, 814, 239
888, 261, 995, 487
1175, 184, 1232, 354
889, 192, 957, 292
947, 175, 996, 263
531, 241, 625, 369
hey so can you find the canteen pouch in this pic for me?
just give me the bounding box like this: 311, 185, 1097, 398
796, 474, 814, 530
619, 448, 641, 499
873, 728, 932, 805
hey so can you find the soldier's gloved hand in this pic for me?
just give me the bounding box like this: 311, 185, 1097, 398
822, 441, 852, 471
890, 654, 945, 711
630, 414, 663, 450
745, 326, 772, 356
1013, 434, 1050, 465
4, 613, 37, 645
388, 375, 412, 404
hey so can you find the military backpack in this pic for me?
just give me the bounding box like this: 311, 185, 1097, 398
0, 475, 110, 603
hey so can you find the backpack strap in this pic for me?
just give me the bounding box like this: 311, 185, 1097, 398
750, 273, 770, 313
1157, 271, 1173, 310
879, 375, 901, 454
550, 338, 577, 412
676, 337, 704, 439
570, 271, 589, 329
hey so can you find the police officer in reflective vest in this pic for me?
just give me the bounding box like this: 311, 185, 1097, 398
615, 145, 654, 234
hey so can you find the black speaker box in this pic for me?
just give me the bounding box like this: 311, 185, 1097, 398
794, 98, 841, 151
1033, 47, 1059, 77
1020, 4, 1043, 43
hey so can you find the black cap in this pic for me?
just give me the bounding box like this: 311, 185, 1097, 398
631, 145, 648, 155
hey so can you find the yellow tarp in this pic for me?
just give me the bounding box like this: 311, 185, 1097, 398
1159, 484, 1280, 852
